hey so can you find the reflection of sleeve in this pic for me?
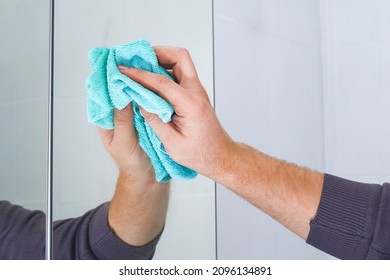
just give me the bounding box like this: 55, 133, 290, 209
53, 202, 162, 259
306, 174, 390, 259
0, 201, 162, 259
0, 201, 45, 259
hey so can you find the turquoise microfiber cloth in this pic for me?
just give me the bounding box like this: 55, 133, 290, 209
86, 39, 197, 182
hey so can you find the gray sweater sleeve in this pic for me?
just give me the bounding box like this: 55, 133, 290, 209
0, 201, 162, 260
306, 174, 390, 259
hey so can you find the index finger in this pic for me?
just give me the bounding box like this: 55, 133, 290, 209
119, 67, 187, 112
154, 46, 199, 86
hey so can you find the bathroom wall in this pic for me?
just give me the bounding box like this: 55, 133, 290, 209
320, 0, 390, 184
214, 0, 329, 259
0, 0, 49, 211
214, 0, 390, 259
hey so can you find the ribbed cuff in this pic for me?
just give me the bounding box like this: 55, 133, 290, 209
306, 174, 382, 259
88, 203, 163, 260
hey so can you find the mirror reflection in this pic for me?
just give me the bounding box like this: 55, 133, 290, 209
53, 0, 215, 259
0, 0, 49, 259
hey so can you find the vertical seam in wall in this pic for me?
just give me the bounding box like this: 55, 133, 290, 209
211, 0, 218, 260
318, 0, 330, 173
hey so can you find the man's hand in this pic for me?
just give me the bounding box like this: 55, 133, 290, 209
118, 47, 234, 180
98, 104, 154, 184
98, 103, 169, 246
119, 46, 323, 241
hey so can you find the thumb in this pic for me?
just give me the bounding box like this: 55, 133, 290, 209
113, 104, 135, 144
140, 107, 179, 146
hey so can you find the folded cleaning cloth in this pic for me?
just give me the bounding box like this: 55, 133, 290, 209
86, 39, 197, 182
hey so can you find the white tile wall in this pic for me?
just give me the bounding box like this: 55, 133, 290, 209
216, 0, 390, 259
215, 0, 325, 259
321, 0, 390, 183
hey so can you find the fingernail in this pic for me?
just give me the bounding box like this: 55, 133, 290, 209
118, 65, 129, 70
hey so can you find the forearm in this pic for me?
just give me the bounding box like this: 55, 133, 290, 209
206, 142, 324, 239
108, 169, 169, 246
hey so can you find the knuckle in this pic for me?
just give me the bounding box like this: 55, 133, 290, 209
114, 106, 132, 127
114, 114, 129, 127
114, 119, 127, 127
177, 47, 191, 59
143, 112, 158, 123
156, 74, 172, 87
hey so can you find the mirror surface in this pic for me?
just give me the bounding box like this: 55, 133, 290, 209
0, 0, 49, 259
53, 0, 215, 259
0, 0, 49, 221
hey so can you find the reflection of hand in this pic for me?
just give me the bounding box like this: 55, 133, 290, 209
97, 104, 155, 184
97, 104, 169, 247
118, 47, 234, 180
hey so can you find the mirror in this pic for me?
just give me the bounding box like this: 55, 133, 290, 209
0, 0, 50, 259
3, 0, 386, 261
53, 0, 215, 259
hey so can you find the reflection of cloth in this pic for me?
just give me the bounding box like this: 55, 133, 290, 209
86, 39, 197, 182
307, 174, 390, 259
0, 201, 161, 259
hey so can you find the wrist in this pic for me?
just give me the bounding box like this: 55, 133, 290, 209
204, 141, 265, 192
109, 172, 169, 246
118, 167, 159, 191
117, 152, 158, 187
200, 139, 242, 185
